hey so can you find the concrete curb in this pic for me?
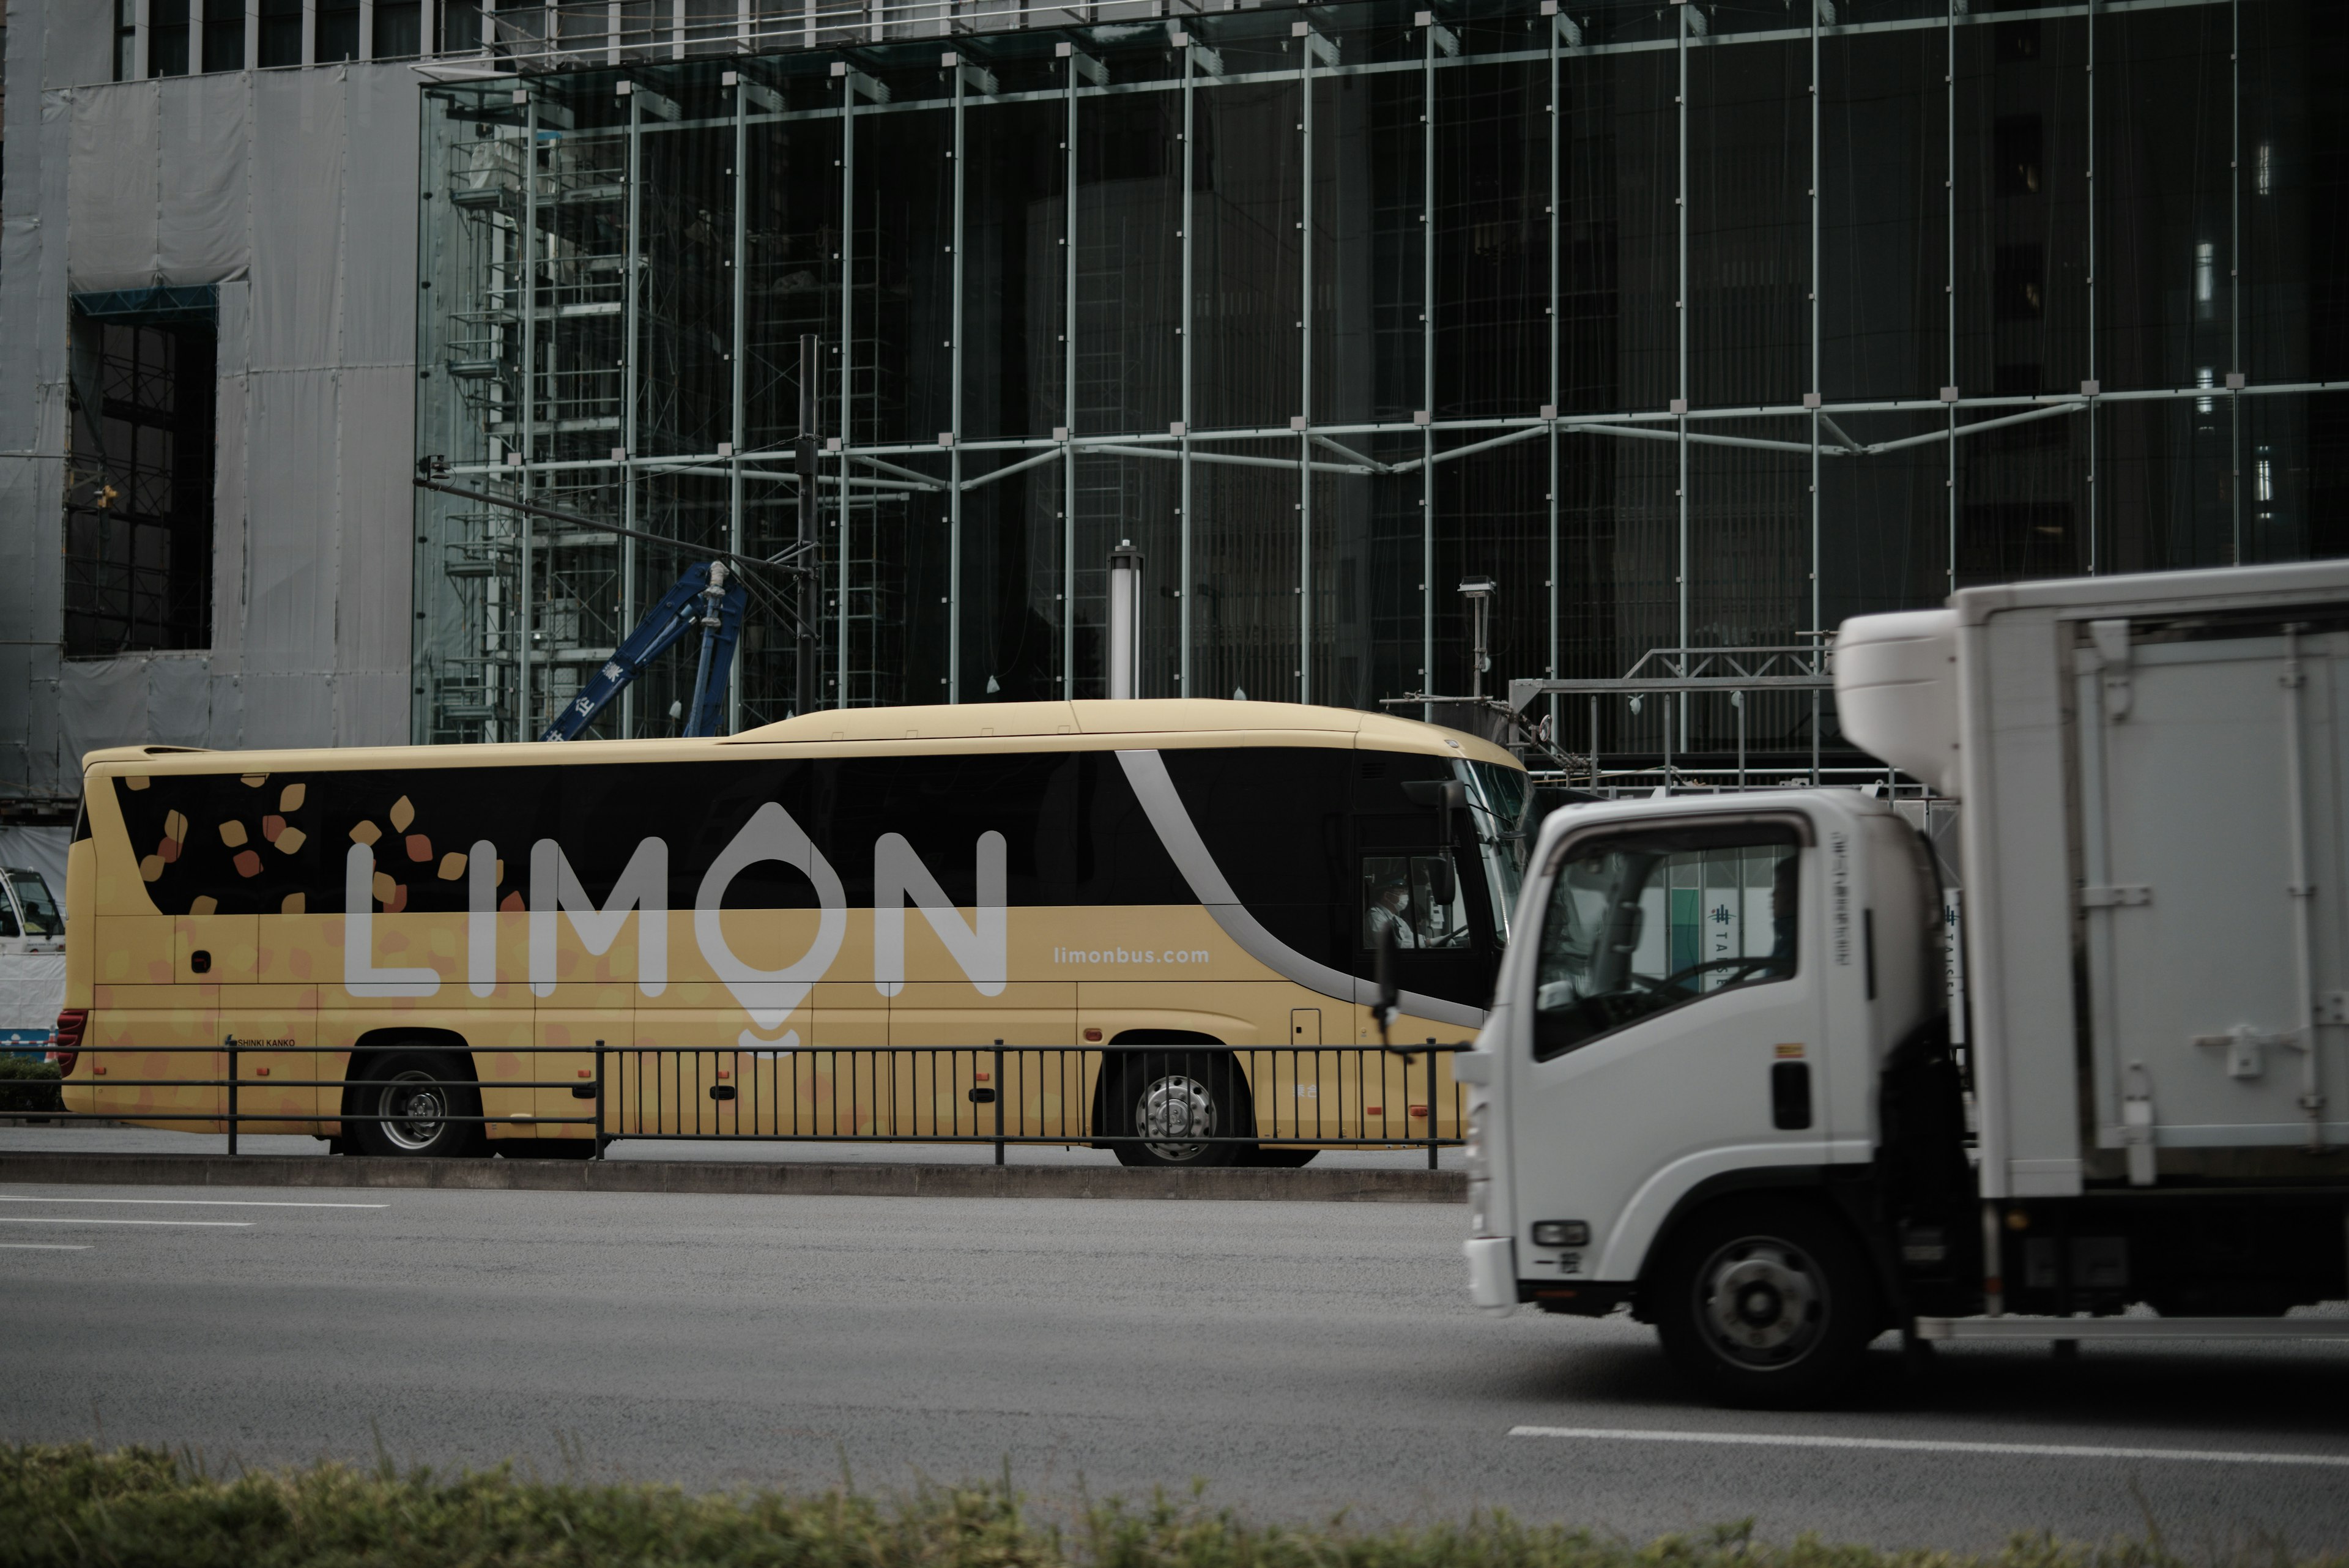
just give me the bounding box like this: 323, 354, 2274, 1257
0, 1152, 1466, 1203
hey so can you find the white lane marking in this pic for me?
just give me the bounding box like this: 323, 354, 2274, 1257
0, 1217, 252, 1228
0, 1196, 387, 1209
1508, 1427, 2349, 1469
0, 1243, 92, 1250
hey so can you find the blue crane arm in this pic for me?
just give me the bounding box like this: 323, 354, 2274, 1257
682, 578, 748, 738
538, 562, 721, 741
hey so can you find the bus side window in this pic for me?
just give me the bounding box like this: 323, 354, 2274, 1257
1361, 855, 1469, 952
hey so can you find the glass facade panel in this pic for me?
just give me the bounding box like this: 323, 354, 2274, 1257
411, 0, 2348, 777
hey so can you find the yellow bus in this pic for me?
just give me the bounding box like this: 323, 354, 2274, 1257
57, 699, 1528, 1167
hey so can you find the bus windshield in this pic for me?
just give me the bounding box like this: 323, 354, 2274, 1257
1460, 761, 1532, 943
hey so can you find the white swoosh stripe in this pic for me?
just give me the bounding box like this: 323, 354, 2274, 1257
1115, 748, 1485, 1030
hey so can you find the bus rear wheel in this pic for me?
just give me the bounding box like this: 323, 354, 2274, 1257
348, 1049, 486, 1159
1110, 1051, 1249, 1169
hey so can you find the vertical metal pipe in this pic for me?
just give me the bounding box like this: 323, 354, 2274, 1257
1063, 54, 1078, 695
1299, 27, 1315, 705
519, 95, 539, 743
593, 1038, 607, 1157
839, 73, 856, 699
1181, 44, 1195, 697
797, 333, 820, 715
2085, 0, 2098, 574
730, 78, 748, 734
1809, 0, 1820, 786
622, 92, 642, 737
1420, 19, 1435, 720
949, 65, 965, 704
1945, 0, 1956, 601
2282, 625, 2326, 1151
1547, 12, 1561, 727
225, 1034, 238, 1157
1674, 0, 1688, 755
2230, 0, 2241, 565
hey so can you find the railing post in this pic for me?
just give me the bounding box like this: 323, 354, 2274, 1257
993, 1039, 1004, 1165
1426, 1046, 1438, 1172
593, 1038, 608, 1159
225, 1033, 239, 1157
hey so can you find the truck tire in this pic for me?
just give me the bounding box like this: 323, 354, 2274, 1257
1109, 1050, 1250, 1169
1650, 1198, 1878, 1408
347, 1048, 486, 1159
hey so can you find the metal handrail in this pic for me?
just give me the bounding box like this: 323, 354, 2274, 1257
40, 1038, 1471, 1166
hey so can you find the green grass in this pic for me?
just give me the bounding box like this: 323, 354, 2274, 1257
0, 1444, 2328, 1568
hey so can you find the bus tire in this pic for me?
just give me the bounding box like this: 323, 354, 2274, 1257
1650, 1197, 1876, 1409
1110, 1050, 1249, 1169
347, 1048, 486, 1159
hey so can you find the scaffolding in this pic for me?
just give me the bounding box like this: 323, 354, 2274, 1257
410, 0, 2328, 748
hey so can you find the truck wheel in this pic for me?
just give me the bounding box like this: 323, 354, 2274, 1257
1110, 1051, 1249, 1169
348, 1049, 486, 1159
1652, 1199, 1877, 1408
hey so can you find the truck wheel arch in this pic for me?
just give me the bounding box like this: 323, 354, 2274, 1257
1633, 1168, 1901, 1331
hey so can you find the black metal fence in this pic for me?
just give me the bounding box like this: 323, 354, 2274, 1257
43, 1039, 1469, 1165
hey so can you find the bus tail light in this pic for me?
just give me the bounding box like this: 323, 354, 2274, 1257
52, 1009, 87, 1076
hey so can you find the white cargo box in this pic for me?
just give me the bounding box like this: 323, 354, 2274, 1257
1839, 560, 2349, 1198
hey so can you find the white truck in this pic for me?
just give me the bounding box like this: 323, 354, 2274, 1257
1461, 559, 2349, 1405
0, 865, 67, 1057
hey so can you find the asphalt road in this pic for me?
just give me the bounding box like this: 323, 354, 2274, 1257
6, 1181, 2349, 1553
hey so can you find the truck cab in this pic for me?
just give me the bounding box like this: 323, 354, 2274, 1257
1, 865, 69, 1055
1462, 787, 1954, 1405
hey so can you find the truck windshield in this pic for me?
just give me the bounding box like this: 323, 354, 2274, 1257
1460, 760, 1532, 943
2, 871, 61, 937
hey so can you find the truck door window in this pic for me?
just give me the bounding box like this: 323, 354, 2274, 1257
1361, 855, 1472, 951
1533, 829, 1800, 1060
3, 872, 61, 937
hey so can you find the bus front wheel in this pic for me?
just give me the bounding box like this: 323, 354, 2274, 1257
1110, 1051, 1249, 1169
347, 1049, 486, 1159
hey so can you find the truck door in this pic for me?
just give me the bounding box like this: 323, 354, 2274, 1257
1507, 815, 1826, 1288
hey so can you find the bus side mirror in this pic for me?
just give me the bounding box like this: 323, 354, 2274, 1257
1428, 853, 1456, 908
1373, 923, 1400, 1047
1403, 781, 1468, 905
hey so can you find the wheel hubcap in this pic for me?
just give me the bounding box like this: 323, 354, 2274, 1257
1697, 1237, 1824, 1365
1135, 1073, 1215, 1162
379, 1070, 450, 1153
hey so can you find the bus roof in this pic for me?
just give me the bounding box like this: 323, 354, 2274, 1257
77, 699, 1521, 774
728, 699, 1517, 762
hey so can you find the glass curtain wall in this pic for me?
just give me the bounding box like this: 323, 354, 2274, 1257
413, 0, 2345, 766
